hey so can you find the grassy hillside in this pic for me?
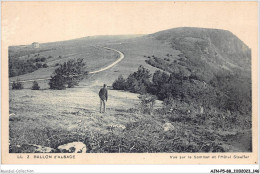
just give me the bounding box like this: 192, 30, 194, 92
10, 87, 250, 153
9, 27, 252, 153
91, 28, 251, 114
9, 35, 140, 83
152, 27, 251, 77
149, 27, 251, 111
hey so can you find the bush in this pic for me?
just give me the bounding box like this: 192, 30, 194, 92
42, 63, 48, 68
36, 63, 42, 68
49, 74, 66, 90
9, 57, 39, 77
125, 65, 152, 94
31, 81, 40, 90
112, 75, 126, 90
40, 57, 46, 62
35, 58, 41, 62
12, 80, 23, 90
138, 94, 157, 115
49, 58, 87, 90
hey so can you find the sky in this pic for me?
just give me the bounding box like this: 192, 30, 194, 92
2, 2, 258, 47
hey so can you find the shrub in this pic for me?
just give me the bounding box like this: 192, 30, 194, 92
9, 57, 38, 77
36, 63, 42, 68
27, 58, 36, 63
138, 94, 157, 115
31, 81, 40, 90
40, 57, 46, 62
112, 75, 126, 90
49, 58, 87, 90
163, 95, 175, 110
42, 63, 48, 68
125, 65, 152, 94
35, 58, 41, 62
49, 74, 66, 90
12, 80, 23, 90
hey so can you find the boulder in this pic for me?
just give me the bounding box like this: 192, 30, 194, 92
163, 123, 175, 132
57, 142, 87, 153
107, 124, 126, 130
11, 144, 56, 153
32, 144, 56, 153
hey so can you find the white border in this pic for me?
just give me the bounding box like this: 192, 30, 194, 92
0, 0, 259, 173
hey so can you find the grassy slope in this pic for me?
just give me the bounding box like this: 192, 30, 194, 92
152, 27, 251, 79
9, 87, 250, 152
9, 35, 141, 82
91, 36, 181, 85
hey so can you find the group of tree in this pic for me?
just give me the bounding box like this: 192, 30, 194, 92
12, 80, 40, 90
49, 58, 87, 90
113, 65, 251, 114
12, 58, 87, 90
112, 66, 152, 94
11, 80, 24, 90
8, 47, 54, 60
9, 57, 48, 77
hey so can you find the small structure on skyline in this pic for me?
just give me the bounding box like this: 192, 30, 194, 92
32, 42, 40, 48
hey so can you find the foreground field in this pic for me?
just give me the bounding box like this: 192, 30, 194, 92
9, 83, 251, 153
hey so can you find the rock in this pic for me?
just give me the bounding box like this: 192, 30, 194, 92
11, 144, 56, 153
9, 113, 15, 116
9, 113, 21, 122
163, 123, 175, 132
107, 124, 126, 130
200, 106, 204, 114
32, 144, 56, 153
58, 142, 87, 153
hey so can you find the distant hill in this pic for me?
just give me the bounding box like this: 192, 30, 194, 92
107, 27, 251, 115
148, 27, 251, 81
8, 34, 142, 79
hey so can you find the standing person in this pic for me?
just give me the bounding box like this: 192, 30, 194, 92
99, 84, 108, 113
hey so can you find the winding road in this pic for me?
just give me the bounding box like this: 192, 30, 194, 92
10, 46, 125, 83
88, 46, 124, 74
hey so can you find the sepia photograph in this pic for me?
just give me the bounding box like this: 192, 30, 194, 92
1, 1, 258, 165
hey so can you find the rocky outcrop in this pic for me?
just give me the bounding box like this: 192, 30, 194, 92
57, 142, 87, 153
163, 123, 175, 132
107, 124, 126, 130
10, 144, 56, 153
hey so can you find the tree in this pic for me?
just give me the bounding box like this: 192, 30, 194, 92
49, 74, 66, 90
36, 63, 43, 68
12, 79, 23, 90
49, 58, 87, 90
112, 75, 126, 90
40, 57, 46, 62
151, 70, 170, 96
31, 81, 40, 90
125, 65, 152, 94
42, 63, 48, 68
138, 94, 157, 115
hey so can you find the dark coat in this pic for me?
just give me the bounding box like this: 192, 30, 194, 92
99, 88, 108, 101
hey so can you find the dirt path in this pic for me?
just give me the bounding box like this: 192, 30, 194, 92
9, 46, 125, 83
88, 46, 124, 74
